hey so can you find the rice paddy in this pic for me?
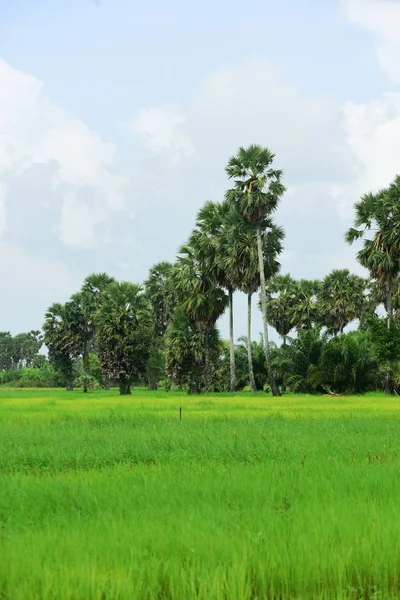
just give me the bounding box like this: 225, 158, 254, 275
1, 388, 400, 599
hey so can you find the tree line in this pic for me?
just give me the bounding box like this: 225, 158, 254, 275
1, 145, 400, 395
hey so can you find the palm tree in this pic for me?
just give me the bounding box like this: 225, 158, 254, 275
165, 309, 220, 394
290, 279, 320, 331
316, 269, 367, 335
175, 242, 228, 391
144, 262, 176, 338
230, 221, 283, 391
346, 185, 400, 328
80, 273, 116, 390
189, 200, 239, 392
95, 282, 154, 395
43, 302, 75, 390
226, 145, 286, 396
265, 274, 295, 345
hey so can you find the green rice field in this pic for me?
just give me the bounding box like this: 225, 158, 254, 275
1, 388, 400, 599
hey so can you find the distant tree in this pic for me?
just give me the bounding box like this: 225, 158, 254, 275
346, 180, 400, 327
80, 273, 116, 390
318, 331, 377, 394
265, 274, 296, 344
144, 262, 176, 338
175, 243, 228, 391
165, 309, 221, 394
43, 303, 76, 390
0, 332, 13, 371
290, 280, 320, 330
364, 316, 400, 394
12, 331, 43, 368
189, 200, 239, 392
95, 282, 154, 395
146, 345, 165, 390
232, 221, 283, 392
317, 269, 368, 335
226, 145, 286, 396
282, 328, 326, 393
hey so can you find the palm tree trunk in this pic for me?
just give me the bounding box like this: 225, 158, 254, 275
119, 374, 131, 395
247, 292, 257, 393
66, 363, 73, 391
82, 344, 89, 393
204, 330, 212, 392
256, 225, 281, 397
387, 282, 393, 329
228, 288, 237, 392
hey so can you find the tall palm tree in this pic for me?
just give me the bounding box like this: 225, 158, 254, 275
189, 200, 239, 392
175, 242, 228, 391
229, 221, 283, 391
346, 185, 400, 328
226, 145, 286, 396
265, 274, 295, 345
75, 273, 116, 391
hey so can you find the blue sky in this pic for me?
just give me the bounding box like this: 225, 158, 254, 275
0, 0, 400, 340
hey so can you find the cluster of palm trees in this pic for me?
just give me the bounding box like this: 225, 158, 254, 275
43, 274, 154, 394
148, 145, 286, 395
40, 146, 400, 396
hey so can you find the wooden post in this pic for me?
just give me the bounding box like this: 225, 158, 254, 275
180, 407, 182, 421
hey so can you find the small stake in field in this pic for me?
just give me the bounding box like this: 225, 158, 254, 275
180, 407, 182, 421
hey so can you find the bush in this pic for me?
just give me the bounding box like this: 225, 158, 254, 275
0, 365, 65, 388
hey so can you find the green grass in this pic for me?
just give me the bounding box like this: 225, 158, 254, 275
1, 388, 400, 599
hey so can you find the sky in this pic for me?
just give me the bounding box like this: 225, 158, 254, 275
1, 0, 400, 342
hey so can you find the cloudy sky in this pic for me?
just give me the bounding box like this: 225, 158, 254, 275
1, 0, 400, 341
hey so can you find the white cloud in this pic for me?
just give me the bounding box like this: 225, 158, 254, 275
343, 93, 400, 190
129, 106, 195, 165
341, 0, 400, 83
0, 183, 6, 234
0, 58, 125, 248
334, 3, 400, 216
0, 242, 79, 333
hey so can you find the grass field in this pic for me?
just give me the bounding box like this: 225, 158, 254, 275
1, 388, 400, 599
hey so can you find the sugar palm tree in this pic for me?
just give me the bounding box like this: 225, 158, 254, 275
228, 220, 283, 391
144, 262, 176, 337
43, 302, 75, 390
316, 269, 367, 336
346, 186, 400, 328
189, 200, 239, 392
226, 145, 286, 396
290, 279, 320, 331
265, 274, 296, 345
175, 242, 228, 391
95, 282, 154, 395
75, 273, 116, 391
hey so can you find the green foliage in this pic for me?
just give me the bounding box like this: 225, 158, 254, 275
364, 317, 400, 394
165, 310, 220, 394
74, 373, 100, 391
0, 365, 64, 388
0, 331, 13, 370
144, 262, 176, 337
317, 269, 368, 335
276, 328, 325, 393
225, 144, 286, 226
146, 345, 165, 390
95, 282, 154, 395
346, 179, 400, 321
318, 331, 377, 394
